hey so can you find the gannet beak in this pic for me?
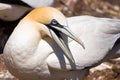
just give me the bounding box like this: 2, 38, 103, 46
49, 24, 85, 62
55, 26, 85, 49
50, 25, 85, 49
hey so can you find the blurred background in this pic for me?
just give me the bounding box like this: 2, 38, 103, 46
54, 0, 120, 18
0, 0, 120, 80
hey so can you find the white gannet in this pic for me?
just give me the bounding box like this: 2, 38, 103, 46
3, 7, 85, 80
3, 7, 120, 80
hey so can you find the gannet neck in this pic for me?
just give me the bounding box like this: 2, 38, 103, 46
3, 19, 54, 79
4, 19, 52, 64
4, 19, 40, 57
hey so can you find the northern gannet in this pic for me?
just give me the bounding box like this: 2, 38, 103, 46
3, 6, 120, 80
3, 7, 85, 80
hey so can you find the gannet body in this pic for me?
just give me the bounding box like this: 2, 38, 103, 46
3, 7, 120, 80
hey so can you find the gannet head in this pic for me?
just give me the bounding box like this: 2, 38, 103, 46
25, 6, 85, 62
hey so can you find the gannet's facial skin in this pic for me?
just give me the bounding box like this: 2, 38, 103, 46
24, 7, 84, 62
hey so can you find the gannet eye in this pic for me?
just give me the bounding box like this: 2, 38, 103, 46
50, 19, 64, 28
51, 19, 59, 26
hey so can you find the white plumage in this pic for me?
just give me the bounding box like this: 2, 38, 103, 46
3, 7, 120, 80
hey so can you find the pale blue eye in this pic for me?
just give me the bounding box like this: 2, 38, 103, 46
51, 19, 59, 26
50, 19, 64, 28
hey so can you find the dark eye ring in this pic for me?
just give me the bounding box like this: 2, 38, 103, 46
51, 19, 59, 26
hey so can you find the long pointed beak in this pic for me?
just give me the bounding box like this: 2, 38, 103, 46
49, 29, 74, 62
49, 24, 85, 62
51, 25, 85, 49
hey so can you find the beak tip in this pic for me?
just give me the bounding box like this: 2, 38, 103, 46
78, 40, 85, 49
82, 44, 85, 49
